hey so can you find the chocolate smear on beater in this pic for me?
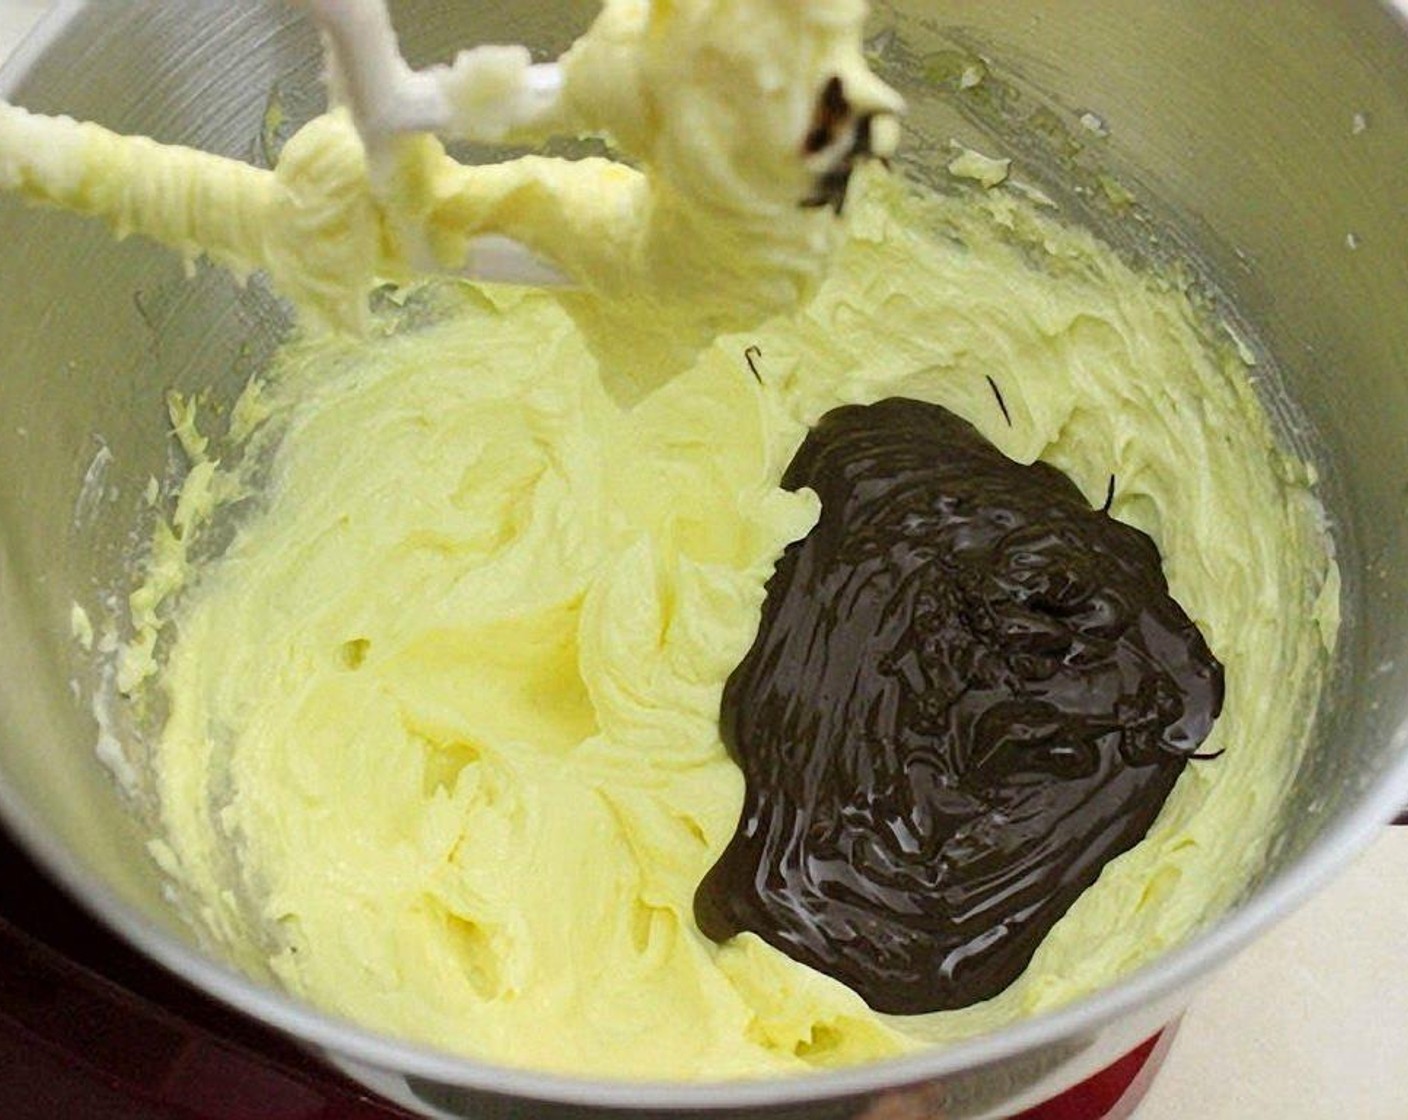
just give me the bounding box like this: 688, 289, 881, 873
800, 77, 889, 214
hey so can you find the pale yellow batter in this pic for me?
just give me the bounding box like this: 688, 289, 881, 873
0, 0, 1335, 1083
133, 170, 1333, 1078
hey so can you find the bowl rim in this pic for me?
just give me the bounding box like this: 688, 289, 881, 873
3, 0, 1408, 1109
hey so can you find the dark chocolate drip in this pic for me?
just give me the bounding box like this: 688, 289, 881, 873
694, 398, 1224, 1014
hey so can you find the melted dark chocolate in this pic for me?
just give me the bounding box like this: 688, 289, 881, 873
694, 398, 1223, 1014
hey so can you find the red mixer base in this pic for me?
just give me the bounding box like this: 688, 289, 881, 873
1011, 1027, 1176, 1120
0, 826, 1176, 1120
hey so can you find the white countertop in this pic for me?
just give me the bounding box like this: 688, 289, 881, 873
3, 5, 1406, 1117
1139, 830, 1408, 1119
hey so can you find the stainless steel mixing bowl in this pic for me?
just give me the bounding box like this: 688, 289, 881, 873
1, 2, 1406, 1117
